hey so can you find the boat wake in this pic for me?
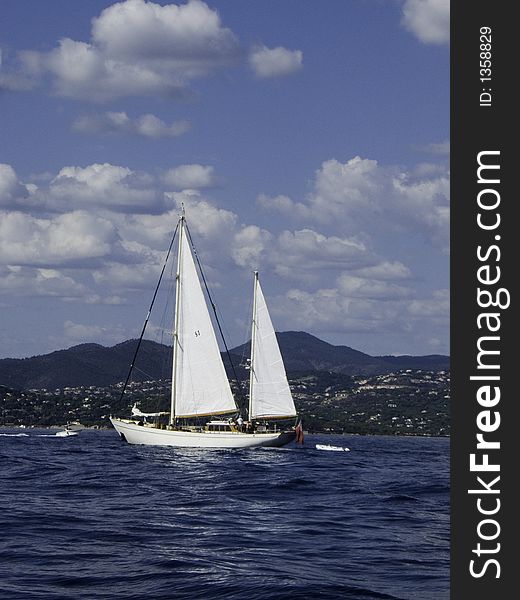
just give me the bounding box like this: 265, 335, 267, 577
0, 433, 29, 437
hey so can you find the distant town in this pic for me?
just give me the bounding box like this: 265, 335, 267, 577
1, 368, 449, 436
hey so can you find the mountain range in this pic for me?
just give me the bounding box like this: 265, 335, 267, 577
0, 331, 449, 391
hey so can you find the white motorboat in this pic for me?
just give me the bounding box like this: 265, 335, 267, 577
316, 444, 349, 452
55, 427, 79, 437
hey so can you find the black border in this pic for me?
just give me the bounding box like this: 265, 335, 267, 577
451, 3, 515, 596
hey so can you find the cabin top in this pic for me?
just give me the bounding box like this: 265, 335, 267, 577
206, 421, 235, 432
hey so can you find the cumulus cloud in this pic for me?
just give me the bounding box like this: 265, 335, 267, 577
257, 193, 310, 220
391, 170, 449, 249
162, 164, 217, 189
273, 285, 419, 340
274, 282, 449, 354
0, 164, 33, 209
13, 0, 239, 101
91, 0, 237, 65
72, 111, 190, 138
402, 0, 450, 45
1, 151, 448, 355
258, 155, 450, 252
0, 210, 121, 267
407, 288, 449, 319
63, 320, 129, 344
0, 265, 83, 298
231, 225, 273, 268
92, 260, 161, 290
49, 163, 163, 213
0, 162, 167, 216
353, 261, 411, 281
249, 45, 303, 78
270, 229, 372, 280
2, 161, 169, 214
167, 190, 237, 239
0, 265, 124, 304
337, 273, 411, 300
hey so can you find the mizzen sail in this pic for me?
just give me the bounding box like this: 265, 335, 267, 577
249, 274, 296, 419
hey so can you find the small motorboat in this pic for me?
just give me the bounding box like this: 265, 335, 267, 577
55, 427, 79, 437
316, 444, 349, 452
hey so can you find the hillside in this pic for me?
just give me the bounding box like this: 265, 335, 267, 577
232, 331, 393, 375
0, 340, 171, 391
0, 331, 449, 391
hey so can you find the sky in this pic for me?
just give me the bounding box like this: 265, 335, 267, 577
0, 0, 449, 359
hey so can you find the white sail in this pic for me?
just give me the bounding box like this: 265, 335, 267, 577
172, 221, 237, 418
249, 274, 297, 419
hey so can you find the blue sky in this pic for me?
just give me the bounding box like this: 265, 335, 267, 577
0, 0, 449, 359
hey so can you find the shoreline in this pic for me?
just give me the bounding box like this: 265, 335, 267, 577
0, 424, 450, 439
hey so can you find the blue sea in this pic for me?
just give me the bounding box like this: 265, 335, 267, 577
0, 430, 449, 600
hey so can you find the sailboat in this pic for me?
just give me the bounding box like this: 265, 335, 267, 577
110, 214, 298, 448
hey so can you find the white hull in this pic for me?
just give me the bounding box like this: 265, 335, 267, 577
316, 444, 348, 452
110, 418, 295, 448
55, 429, 79, 437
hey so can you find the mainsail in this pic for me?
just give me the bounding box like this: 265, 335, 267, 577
171, 219, 237, 419
249, 273, 297, 419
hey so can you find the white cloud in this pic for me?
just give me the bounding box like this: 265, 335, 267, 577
258, 155, 450, 252
49, 163, 162, 213
337, 273, 411, 300
273, 287, 416, 339
0, 265, 125, 305
274, 283, 449, 354
72, 111, 190, 138
231, 225, 273, 268
0, 164, 34, 209
249, 45, 303, 78
91, 0, 237, 66
63, 320, 128, 344
271, 229, 372, 280
111, 211, 181, 252
312, 157, 383, 218
407, 288, 449, 318
257, 193, 309, 219
402, 0, 450, 45
162, 164, 217, 189
1, 162, 167, 214
0, 265, 85, 299
0, 210, 120, 267
391, 171, 449, 249
14, 0, 239, 101
0, 153, 448, 355
353, 261, 411, 281
167, 190, 237, 240
92, 261, 161, 290
419, 139, 450, 156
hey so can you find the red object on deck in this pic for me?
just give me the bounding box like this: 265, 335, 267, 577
295, 421, 304, 444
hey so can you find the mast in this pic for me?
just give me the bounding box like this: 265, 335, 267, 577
248, 271, 259, 421
170, 215, 184, 424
